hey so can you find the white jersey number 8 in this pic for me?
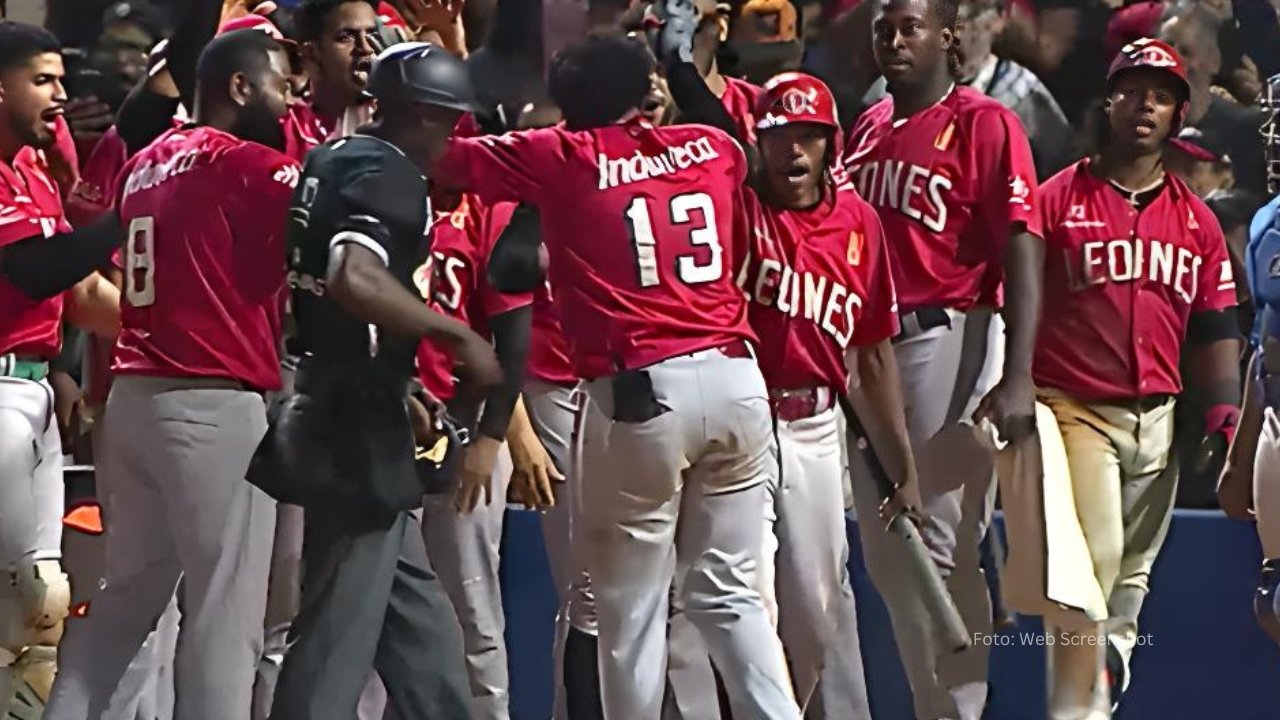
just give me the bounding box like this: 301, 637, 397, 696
125, 216, 156, 307
625, 192, 722, 288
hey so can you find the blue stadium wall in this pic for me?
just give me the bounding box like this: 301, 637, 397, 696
498, 509, 1280, 719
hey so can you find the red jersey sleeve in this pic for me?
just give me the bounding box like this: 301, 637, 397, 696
476, 202, 533, 321
436, 128, 567, 205
1192, 206, 1238, 313
0, 185, 34, 247
222, 145, 301, 301
971, 107, 1041, 245
850, 203, 900, 346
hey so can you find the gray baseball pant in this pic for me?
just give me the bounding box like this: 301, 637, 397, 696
852, 309, 1003, 720
768, 407, 871, 716
524, 380, 595, 720
45, 375, 275, 720
580, 347, 800, 720
422, 444, 513, 720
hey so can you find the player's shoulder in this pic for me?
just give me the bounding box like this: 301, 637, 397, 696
321, 134, 420, 181
1040, 159, 1090, 196
951, 87, 1024, 131
1250, 195, 1280, 243
724, 76, 764, 102
833, 180, 884, 230
659, 122, 746, 164
852, 97, 894, 131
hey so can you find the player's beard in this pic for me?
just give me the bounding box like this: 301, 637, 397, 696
234, 100, 287, 153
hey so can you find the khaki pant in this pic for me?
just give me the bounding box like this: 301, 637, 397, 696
1039, 390, 1178, 720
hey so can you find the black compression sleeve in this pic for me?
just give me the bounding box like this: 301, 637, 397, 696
488, 0, 543, 57
666, 62, 743, 145
487, 204, 543, 293
1188, 308, 1242, 344
0, 211, 125, 300
475, 305, 532, 440
116, 88, 182, 156
665, 62, 759, 173
171, 0, 225, 113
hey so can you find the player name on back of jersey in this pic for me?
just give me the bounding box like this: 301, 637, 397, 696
850, 159, 952, 233
597, 136, 721, 190
741, 259, 861, 349
1064, 236, 1216, 304
121, 148, 202, 200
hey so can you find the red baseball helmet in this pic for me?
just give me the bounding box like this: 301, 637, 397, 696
1107, 37, 1190, 100
754, 72, 842, 151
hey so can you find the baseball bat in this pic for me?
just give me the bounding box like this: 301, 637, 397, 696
840, 401, 972, 653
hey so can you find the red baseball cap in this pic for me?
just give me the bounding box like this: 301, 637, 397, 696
1105, 1, 1166, 60
218, 13, 285, 40
1107, 37, 1190, 100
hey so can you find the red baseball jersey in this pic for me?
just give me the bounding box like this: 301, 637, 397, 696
1034, 161, 1237, 400
0, 146, 72, 359
66, 127, 127, 227
438, 119, 756, 379
721, 76, 763, 146
528, 279, 577, 386
740, 178, 899, 392
112, 126, 299, 391
415, 196, 533, 401
843, 86, 1040, 313
282, 101, 339, 162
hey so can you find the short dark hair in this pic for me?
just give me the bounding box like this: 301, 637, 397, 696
548, 33, 654, 131
931, 0, 959, 30
295, 0, 377, 42
196, 29, 284, 94
0, 21, 61, 73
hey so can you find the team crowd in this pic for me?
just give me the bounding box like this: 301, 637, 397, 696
0, 0, 1278, 718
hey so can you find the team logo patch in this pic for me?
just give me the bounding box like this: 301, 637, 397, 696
847, 230, 864, 266
1008, 175, 1031, 210
1122, 39, 1178, 68
780, 87, 819, 116
1187, 207, 1199, 230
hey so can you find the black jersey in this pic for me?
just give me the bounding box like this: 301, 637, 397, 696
286, 134, 432, 381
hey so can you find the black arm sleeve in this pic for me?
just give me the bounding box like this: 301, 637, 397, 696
170, 0, 225, 114
0, 211, 125, 300
1187, 308, 1243, 345
488, 0, 543, 57
475, 304, 532, 440
666, 62, 742, 143
487, 204, 543, 293
665, 61, 759, 173
116, 88, 181, 156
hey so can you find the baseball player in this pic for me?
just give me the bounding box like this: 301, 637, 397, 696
437, 33, 801, 720
1221, 72, 1280, 646
39, 28, 299, 720
1034, 38, 1241, 719
263, 42, 498, 720
0, 20, 133, 716
414, 192, 546, 720
842, 0, 1044, 717
661, 21, 916, 708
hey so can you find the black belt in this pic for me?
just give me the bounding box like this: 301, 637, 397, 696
895, 306, 952, 340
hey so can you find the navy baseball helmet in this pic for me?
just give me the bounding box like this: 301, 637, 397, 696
366, 42, 478, 113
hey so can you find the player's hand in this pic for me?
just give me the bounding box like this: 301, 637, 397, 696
45, 115, 80, 198
974, 373, 1037, 445
455, 434, 502, 512
507, 426, 564, 509
407, 391, 445, 446
395, 0, 465, 35
453, 331, 502, 389
63, 97, 114, 144
878, 478, 923, 528
49, 370, 84, 455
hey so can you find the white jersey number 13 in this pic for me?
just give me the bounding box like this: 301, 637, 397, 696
625, 192, 722, 288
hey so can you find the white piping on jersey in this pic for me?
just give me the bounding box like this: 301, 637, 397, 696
890, 83, 956, 129
331, 230, 389, 266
